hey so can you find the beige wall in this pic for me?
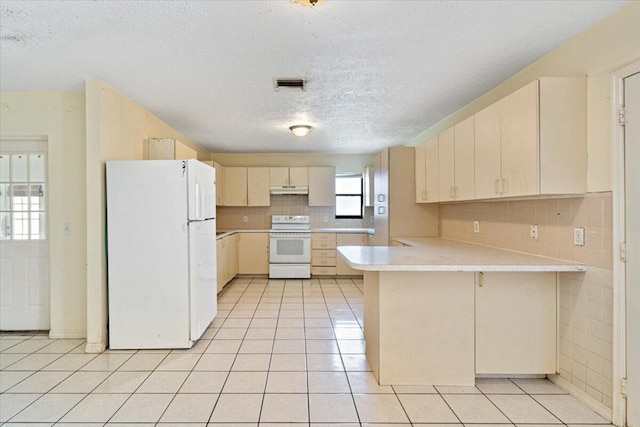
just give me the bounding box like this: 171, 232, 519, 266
408, 2, 640, 192
85, 80, 210, 352
210, 153, 374, 174
0, 92, 87, 338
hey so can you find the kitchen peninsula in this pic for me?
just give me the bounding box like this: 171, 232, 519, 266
338, 238, 586, 386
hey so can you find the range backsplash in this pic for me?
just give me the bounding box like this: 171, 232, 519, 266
216, 195, 374, 230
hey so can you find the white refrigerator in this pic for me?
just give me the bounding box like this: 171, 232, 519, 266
106, 159, 217, 349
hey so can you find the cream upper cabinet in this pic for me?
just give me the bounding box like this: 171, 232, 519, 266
269, 167, 309, 186
414, 143, 426, 203
289, 167, 309, 186
238, 232, 269, 275
437, 127, 455, 202
247, 167, 270, 206
269, 167, 289, 186
475, 77, 586, 199
202, 161, 224, 206
146, 138, 197, 160
416, 137, 439, 203
500, 80, 539, 197
364, 165, 374, 207
308, 167, 336, 206
474, 101, 502, 199
214, 161, 224, 206
424, 136, 439, 203
222, 167, 247, 206
454, 116, 475, 201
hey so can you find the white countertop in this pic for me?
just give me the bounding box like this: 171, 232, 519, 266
216, 227, 374, 239
337, 237, 586, 272
312, 227, 374, 234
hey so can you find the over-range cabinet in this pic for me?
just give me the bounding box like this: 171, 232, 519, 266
373, 147, 439, 246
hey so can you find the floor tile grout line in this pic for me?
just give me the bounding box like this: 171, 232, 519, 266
3, 334, 106, 423
256, 276, 281, 424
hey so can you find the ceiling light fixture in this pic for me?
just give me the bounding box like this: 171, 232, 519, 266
296, 0, 326, 7
290, 125, 312, 137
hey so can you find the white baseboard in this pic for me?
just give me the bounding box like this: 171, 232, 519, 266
48, 329, 86, 339
84, 341, 106, 353
548, 374, 613, 422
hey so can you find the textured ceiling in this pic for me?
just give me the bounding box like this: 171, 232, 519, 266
0, 1, 629, 153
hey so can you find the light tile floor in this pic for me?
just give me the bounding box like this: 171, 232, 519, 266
0, 277, 612, 426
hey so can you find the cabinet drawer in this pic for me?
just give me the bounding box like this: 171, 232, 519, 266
312, 257, 336, 267
312, 233, 337, 242
312, 240, 337, 250
312, 249, 336, 258
311, 266, 337, 276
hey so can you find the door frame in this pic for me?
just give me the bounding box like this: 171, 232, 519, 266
611, 59, 640, 427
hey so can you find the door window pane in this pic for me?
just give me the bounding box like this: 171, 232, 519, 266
11, 155, 28, 182
30, 184, 45, 211
13, 212, 29, 239
0, 155, 10, 181
29, 154, 45, 181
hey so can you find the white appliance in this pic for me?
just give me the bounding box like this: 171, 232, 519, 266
269, 215, 311, 279
106, 160, 217, 349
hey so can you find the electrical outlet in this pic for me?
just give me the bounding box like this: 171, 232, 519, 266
473, 221, 480, 233
243, 216, 248, 223
370, 216, 374, 222
323, 216, 328, 223
574, 227, 585, 246
530, 224, 538, 240
64, 222, 71, 235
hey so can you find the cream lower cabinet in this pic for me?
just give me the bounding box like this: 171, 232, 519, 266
226, 234, 238, 282
216, 238, 228, 293
238, 232, 269, 274
336, 233, 366, 275
475, 77, 586, 199
216, 234, 239, 293
475, 271, 557, 374
311, 233, 337, 275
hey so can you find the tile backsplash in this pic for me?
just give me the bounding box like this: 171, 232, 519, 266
217, 195, 374, 230
439, 192, 614, 409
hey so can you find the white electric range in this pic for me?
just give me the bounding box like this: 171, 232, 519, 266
269, 215, 311, 279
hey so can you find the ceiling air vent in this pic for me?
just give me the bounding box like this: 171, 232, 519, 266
274, 78, 306, 91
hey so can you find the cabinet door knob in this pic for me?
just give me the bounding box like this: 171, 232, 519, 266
377, 206, 386, 215
377, 194, 385, 202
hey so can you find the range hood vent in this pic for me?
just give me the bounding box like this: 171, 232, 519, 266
273, 78, 306, 91
269, 185, 309, 195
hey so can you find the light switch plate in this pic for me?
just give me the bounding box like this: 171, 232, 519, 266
574, 227, 585, 246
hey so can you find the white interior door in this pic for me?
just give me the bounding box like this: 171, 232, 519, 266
0, 146, 50, 330
624, 71, 640, 427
